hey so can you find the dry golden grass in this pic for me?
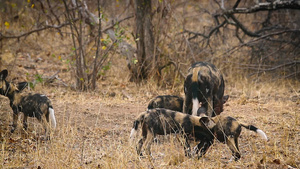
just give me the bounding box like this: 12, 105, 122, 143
0, 10, 299, 168
0, 64, 299, 168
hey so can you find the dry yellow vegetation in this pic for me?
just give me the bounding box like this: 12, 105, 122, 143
0, 1, 299, 168
0, 54, 299, 168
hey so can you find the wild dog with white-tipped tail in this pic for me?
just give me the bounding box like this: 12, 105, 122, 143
130, 108, 212, 157
193, 107, 268, 161
0, 69, 56, 140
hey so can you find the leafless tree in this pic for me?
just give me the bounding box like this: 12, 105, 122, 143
0, 0, 117, 90
1, 0, 299, 88
62, 0, 107, 90
178, 0, 300, 79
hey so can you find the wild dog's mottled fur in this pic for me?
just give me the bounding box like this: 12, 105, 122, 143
147, 95, 184, 112
196, 95, 229, 117
0, 70, 56, 139
193, 107, 268, 161
183, 62, 225, 117
130, 108, 211, 157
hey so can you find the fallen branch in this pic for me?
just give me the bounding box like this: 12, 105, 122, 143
44, 70, 61, 84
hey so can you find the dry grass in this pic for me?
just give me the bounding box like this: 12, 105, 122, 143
0, 67, 299, 168
0, 4, 299, 167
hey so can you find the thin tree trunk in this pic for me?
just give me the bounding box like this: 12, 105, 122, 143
91, 0, 102, 90
135, 0, 155, 82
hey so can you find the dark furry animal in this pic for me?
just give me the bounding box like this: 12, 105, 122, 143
0, 69, 56, 139
130, 108, 212, 157
193, 107, 268, 161
183, 62, 226, 117
147, 95, 184, 112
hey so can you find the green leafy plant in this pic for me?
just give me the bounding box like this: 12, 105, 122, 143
99, 61, 111, 76
26, 73, 44, 89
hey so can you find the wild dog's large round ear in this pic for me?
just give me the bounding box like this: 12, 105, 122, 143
200, 115, 216, 128
0, 69, 8, 80
199, 115, 209, 126
17, 82, 28, 92
197, 71, 208, 83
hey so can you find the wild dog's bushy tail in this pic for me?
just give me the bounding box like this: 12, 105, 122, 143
240, 123, 268, 141
49, 106, 56, 129
130, 111, 147, 140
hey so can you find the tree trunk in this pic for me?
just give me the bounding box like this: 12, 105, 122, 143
134, 0, 155, 82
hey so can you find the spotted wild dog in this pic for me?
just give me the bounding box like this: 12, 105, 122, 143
147, 95, 184, 112
183, 62, 226, 117
129, 108, 213, 157
193, 107, 268, 161
0, 69, 56, 140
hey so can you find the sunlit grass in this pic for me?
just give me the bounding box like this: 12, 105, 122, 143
0, 50, 299, 169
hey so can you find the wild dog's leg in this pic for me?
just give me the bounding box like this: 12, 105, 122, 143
183, 135, 192, 157
45, 110, 52, 139
45, 110, 50, 123
206, 95, 214, 117
194, 141, 205, 156
23, 115, 28, 130
136, 138, 145, 156
226, 136, 241, 161
194, 138, 214, 158
11, 106, 19, 133
144, 132, 154, 156
183, 95, 192, 114
41, 116, 51, 140
183, 75, 192, 114
212, 97, 221, 116
136, 125, 148, 156
212, 95, 228, 116
36, 111, 50, 140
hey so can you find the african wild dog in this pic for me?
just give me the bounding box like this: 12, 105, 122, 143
193, 107, 268, 161
0, 69, 56, 139
183, 62, 226, 117
147, 95, 184, 112
129, 108, 213, 157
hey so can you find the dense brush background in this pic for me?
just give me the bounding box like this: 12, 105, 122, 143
0, 0, 299, 168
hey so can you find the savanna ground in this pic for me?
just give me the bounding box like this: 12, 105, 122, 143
0, 51, 299, 169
